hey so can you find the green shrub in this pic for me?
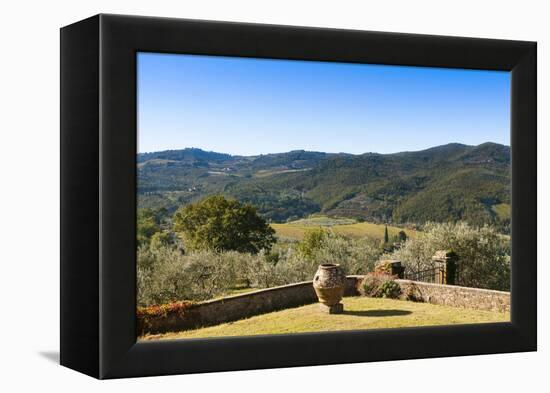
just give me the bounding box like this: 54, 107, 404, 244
150, 231, 174, 249
377, 280, 402, 298
360, 272, 400, 298
361, 274, 380, 297
386, 222, 510, 291
137, 208, 161, 246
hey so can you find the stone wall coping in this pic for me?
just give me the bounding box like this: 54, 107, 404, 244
195, 277, 361, 307
196, 276, 510, 309
139, 280, 322, 335
198, 280, 314, 306
395, 279, 510, 295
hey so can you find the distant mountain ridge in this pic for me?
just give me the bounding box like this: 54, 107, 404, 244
137, 142, 510, 231
137, 147, 233, 163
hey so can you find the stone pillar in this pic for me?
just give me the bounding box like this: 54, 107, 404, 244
432, 250, 458, 285
375, 259, 405, 279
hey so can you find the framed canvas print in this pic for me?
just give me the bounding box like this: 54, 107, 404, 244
60, 14, 536, 379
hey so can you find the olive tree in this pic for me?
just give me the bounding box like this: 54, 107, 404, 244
173, 195, 276, 253
387, 222, 510, 291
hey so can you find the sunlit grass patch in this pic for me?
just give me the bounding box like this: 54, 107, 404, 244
140, 296, 509, 341
271, 218, 416, 241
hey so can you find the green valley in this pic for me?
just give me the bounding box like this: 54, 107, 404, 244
138, 142, 510, 232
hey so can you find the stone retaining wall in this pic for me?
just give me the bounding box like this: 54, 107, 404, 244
395, 279, 510, 313
139, 278, 358, 335
138, 276, 510, 335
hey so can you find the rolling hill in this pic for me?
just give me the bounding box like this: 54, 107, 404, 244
270, 217, 417, 241
137, 142, 510, 231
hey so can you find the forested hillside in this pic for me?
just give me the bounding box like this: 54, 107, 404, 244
137, 142, 510, 231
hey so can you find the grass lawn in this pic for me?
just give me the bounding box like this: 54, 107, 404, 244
140, 296, 509, 341
271, 219, 416, 241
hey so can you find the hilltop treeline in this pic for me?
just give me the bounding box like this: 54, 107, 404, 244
138, 143, 510, 232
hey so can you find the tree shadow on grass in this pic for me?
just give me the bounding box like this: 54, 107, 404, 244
343, 309, 412, 317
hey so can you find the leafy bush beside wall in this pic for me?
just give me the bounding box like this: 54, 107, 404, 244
387, 222, 510, 291
359, 272, 401, 299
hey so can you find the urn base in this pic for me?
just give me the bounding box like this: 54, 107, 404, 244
319, 303, 344, 314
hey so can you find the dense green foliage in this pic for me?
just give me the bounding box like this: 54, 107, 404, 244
137, 210, 510, 305
387, 222, 510, 291
137, 230, 384, 306
173, 195, 276, 253
377, 280, 402, 299
138, 143, 510, 231
137, 208, 161, 246
296, 228, 327, 261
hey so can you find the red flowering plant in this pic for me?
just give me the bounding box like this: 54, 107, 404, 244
137, 300, 195, 336
137, 300, 194, 319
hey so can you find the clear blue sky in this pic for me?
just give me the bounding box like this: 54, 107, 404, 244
137, 52, 510, 155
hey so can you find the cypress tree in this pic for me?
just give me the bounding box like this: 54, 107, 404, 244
384, 225, 389, 244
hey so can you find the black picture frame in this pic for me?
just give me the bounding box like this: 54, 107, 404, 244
60, 14, 536, 379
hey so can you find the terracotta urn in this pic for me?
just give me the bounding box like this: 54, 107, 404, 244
313, 264, 346, 307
